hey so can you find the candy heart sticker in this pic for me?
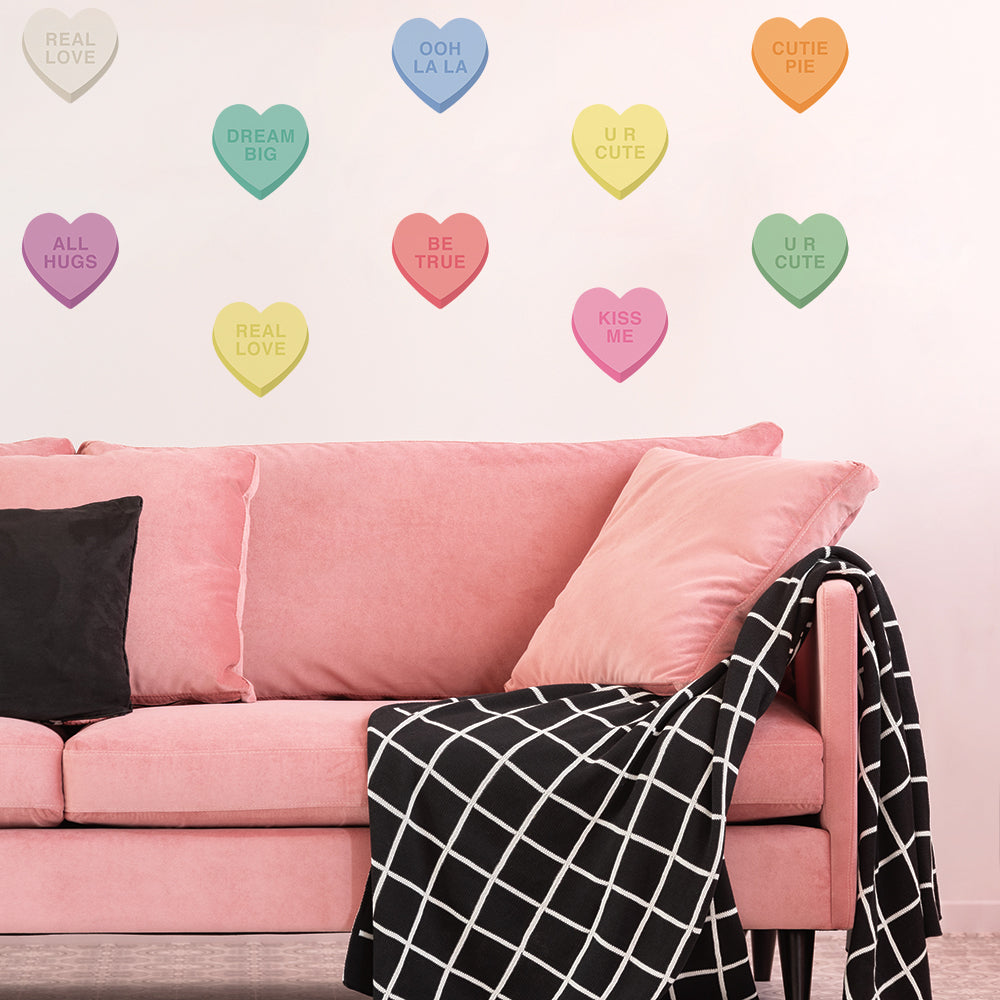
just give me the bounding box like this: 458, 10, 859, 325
572, 288, 668, 382
752, 18, 848, 112
22, 213, 118, 308
22, 8, 118, 102
752, 214, 848, 308
392, 18, 488, 112
212, 105, 309, 199
213, 302, 309, 397
572, 105, 668, 199
392, 213, 488, 308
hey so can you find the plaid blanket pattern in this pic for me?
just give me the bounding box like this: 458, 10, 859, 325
344, 548, 940, 1000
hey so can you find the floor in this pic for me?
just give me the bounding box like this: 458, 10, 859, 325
0, 931, 996, 999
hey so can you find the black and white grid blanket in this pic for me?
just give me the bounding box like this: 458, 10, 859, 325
344, 548, 941, 1000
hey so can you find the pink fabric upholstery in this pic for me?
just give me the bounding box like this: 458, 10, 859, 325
0, 826, 372, 933
727, 693, 823, 821
726, 825, 835, 929
0, 449, 259, 705
61, 694, 820, 827
794, 578, 859, 927
81, 425, 783, 700
62, 700, 391, 826
508, 449, 877, 694
0, 718, 64, 828
1, 427, 861, 940
0, 823, 831, 934
0, 437, 75, 456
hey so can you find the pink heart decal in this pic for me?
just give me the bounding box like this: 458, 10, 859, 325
22, 213, 118, 308
572, 287, 668, 381
392, 213, 488, 307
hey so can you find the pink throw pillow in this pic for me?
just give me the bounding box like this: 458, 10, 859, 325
0, 438, 75, 456
506, 449, 878, 695
0, 449, 259, 705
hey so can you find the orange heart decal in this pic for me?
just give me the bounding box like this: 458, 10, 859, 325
752, 17, 848, 112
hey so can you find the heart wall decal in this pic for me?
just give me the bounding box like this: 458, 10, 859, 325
212, 105, 309, 199
752, 18, 848, 112
572, 288, 668, 381
392, 18, 488, 112
392, 214, 488, 308
22, 213, 118, 308
22, 8, 118, 102
752, 214, 848, 307
213, 303, 309, 396
572, 105, 668, 199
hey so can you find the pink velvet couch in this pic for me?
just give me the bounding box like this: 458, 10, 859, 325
0, 427, 858, 997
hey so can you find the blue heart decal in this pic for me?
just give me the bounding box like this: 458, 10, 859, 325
391, 18, 488, 112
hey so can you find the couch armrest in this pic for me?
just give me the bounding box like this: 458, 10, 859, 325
790, 578, 858, 929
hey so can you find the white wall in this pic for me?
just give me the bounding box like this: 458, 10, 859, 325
2, 0, 997, 931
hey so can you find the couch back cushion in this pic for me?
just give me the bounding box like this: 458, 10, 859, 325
0, 450, 258, 705
80, 423, 781, 699
0, 437, 75, 456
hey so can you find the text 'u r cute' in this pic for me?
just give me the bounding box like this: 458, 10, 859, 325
572, 105, 668, 199
752, 214, 849, 307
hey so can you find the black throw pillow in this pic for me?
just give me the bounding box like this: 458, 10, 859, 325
0, 496, 142, 724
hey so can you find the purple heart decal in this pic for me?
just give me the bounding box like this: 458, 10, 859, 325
22, 213, 119, 308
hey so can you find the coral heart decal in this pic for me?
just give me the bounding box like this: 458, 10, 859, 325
213, 302, 309, 396
752, 18, 848, 112
212, 105, 309, 199
392, 18, 488, 112
752, 214, 848, 307
572, 288, 668, 381
22, 213, 118, 308
392, 214, 488, 307
572, 105, 668, 199
22, 8, 118, 102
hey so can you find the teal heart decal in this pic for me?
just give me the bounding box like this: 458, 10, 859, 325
212, 104, 309, 199
752, 213, 848, 308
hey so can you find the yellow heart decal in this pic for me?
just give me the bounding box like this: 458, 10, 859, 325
212, 302, 308, 396
571, 104, 668, 199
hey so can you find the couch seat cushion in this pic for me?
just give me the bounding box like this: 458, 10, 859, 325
62, 700, 392, 827
0, 717, 65, 827
729, 692, 824, 821
60, 692, 822, 828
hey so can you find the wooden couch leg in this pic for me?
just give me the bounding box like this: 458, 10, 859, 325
750, 929, 777, 981
777, 929, 815, 1000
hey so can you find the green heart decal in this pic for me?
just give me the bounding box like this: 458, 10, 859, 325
212, 104, 309, 199
752, 214, 848, 308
